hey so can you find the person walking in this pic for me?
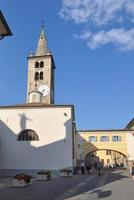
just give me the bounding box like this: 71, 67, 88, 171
93, 162, 98, 174
131, 163, 134, 180
86, 162, 92, 174
97, 162, 102, 176
81, 161, 85, 174
86, 163, 90, 174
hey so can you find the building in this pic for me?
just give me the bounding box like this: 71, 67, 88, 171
76, 121, 134, 168
125, 119, 134, 166
0, 26, 76, 176
27, 26, 54, 104
1, 17, 134, 175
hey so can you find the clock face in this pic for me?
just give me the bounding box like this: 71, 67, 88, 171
38, 85, 50, 96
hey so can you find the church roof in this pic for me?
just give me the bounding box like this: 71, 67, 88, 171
35, 25, 48, 56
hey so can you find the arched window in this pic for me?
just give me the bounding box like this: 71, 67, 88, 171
40, 72, 43, 80
35, 61, 39, 68
35, 72, 39, 80
40, 61, 44, 68
17, 129, 39, 141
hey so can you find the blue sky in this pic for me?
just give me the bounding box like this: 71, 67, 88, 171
1, 0, 134, 130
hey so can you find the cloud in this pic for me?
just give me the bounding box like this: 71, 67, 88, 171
125, 2, 134, 22
59, 0, 127, 25
75, 28, 134, 51
59, 0, 134, 51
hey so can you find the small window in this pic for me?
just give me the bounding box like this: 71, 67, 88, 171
35, 61, 39, 68
17, 129, 39, 141
35, 72, 39, 80
100, 136, 109, 142
112, 136, 121, 142
40, 72, 43, 80
40, 61, 44, 68
106, 150, 111, 155
89, 136, 97, 142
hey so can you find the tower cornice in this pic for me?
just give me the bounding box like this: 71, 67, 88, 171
27, 54, 52, 59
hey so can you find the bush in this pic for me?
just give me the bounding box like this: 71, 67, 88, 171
14, 173, 32, 183
60, 169, 72, 175
37, 171, 51, 180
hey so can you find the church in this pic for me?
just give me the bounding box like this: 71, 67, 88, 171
1, 23, 134, 176
0, 27, 76, 176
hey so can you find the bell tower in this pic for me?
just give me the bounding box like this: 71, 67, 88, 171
26, 26, 55, 104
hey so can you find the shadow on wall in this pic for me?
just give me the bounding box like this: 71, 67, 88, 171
78, 133, 98, 152
0, 116, 73, 176
19, 113, 32, 130
76, 134, 98, 165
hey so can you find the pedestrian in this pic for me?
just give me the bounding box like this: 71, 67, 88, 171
81, 161, 85, 174
97, 162, 102, 176
93, 162, 97, 174
131, 163, 134, 180
88, 162, 92, 174
86, 163, 90, 174
86, 162, 92, 174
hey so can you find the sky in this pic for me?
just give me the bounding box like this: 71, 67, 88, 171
1, 0, 134, 130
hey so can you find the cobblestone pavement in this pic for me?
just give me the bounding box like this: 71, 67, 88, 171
0, 168, 133, 200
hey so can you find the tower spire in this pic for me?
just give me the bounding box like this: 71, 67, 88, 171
27, 25, 55, 104
36, 25, 48, 56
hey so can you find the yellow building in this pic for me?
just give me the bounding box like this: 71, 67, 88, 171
76, 120, 134, 168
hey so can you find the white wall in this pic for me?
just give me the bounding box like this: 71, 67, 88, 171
127, 132, 134, 161
0, 106, 74, 171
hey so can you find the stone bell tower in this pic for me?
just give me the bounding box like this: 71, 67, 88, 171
27, 26, 55, 104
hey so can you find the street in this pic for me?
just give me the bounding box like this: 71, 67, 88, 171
0, 168, 133, 200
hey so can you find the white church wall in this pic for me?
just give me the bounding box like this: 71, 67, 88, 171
0, 106, 74, 174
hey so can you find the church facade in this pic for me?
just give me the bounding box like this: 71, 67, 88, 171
0, 27, 76, 176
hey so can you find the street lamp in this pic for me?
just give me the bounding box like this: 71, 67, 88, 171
0, 10, 12, 40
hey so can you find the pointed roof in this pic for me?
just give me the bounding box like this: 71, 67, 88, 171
125, 118, 134, 130
35, 25, 48, 56
0, 10, 12, 38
